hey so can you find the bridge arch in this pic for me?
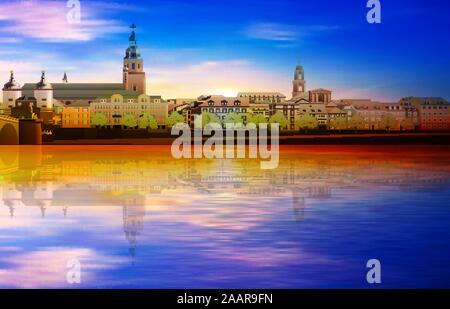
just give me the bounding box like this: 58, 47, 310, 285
0, 116, 19, 145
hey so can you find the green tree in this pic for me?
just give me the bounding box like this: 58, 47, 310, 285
400, 117, 415, 131
201, 112, 221, 128
379, 113, 397, 131
348, 113, 365, 130
329, 117, 347, 130
122, 114, 137, 129
247, 113, 267, 127
91, 112, 107, 127
295, 113, 318, 130
223, 112, 244, 128
167, 112, 185, 128
138, 113, 158, 130
269, 111, 289, 130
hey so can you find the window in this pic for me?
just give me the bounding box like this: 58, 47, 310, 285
132, 63, 136, 70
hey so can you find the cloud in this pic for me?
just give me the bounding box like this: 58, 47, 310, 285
244, 22, 341, 43
244, 23, 298, 42
0, 0, 129, 42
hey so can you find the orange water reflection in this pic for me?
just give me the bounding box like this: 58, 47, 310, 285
0, 145, 449, 288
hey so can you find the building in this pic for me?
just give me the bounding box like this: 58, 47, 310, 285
337, 99, 405, 130
291, 63, 307, 100
123, 24, 146, 95
194, 95, 249, 123
325, 102, 347, 125
2, 71, 22, 110
237, 92, 285, 120
398, 97, 420, 128
18, 24, 147, 108
62, 102, 90, 128
11, 96, 40, 120
167, 98, 197, 113
90, 94, 168, 128
237, 92, 286, 104
34, 71, 53, 109
400, 97, 449, 131
269, 102, 300, 130
2, 24, 169, 132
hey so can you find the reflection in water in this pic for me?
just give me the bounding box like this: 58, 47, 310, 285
0, 145, 450, 288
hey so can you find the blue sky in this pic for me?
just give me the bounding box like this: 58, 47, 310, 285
0, 0, 449, 100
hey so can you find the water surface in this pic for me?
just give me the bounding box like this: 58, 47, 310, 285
0, 145, 449, 288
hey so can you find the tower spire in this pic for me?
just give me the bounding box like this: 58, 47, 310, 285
62, 72, 68, 83
129, 23, 137, 46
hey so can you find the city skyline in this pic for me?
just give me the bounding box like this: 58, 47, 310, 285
0, 0, 449, 101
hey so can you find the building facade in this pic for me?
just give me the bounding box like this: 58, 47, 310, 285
62, 102, 90, 128
197, 95, 249, 122
90, 94, 168, 128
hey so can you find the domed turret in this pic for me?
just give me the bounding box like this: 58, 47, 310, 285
35, 71, 52, 90
34, 71, 53, 109
2, 71, 22, 107
3, 71, 21, 90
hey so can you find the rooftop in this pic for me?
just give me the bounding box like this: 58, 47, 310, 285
22, 83, 137, 100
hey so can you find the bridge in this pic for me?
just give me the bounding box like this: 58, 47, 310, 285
0, 115, 19, 145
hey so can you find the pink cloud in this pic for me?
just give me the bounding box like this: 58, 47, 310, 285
0, 0, 127, 42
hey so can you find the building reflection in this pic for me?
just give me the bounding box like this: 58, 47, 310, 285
1, 146, 450, 259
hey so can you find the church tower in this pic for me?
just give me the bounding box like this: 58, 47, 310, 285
123, 24, 146, 95
292, 63, 306, 99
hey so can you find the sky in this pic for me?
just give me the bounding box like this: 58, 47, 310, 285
0, 0, 449, 101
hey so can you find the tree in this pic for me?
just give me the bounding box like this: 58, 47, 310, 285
400, 117, 415, 131
379, 113, 397, 131
122, 114, 137, 129
201, 112, 221, 128
138, 112, 158, 130
91, 112, 107, 127
295, 113, 318, 130
348, 113, 365, 130
269, 111, 289, 130
223, 112, 244, 128
167, 112, 185, 128
329, 117, 347, 130
247, 113, 267, 127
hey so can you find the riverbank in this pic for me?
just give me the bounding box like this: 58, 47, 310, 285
43, 133, 450, 145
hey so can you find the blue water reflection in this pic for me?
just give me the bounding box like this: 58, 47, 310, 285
0, 145, 449, 288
